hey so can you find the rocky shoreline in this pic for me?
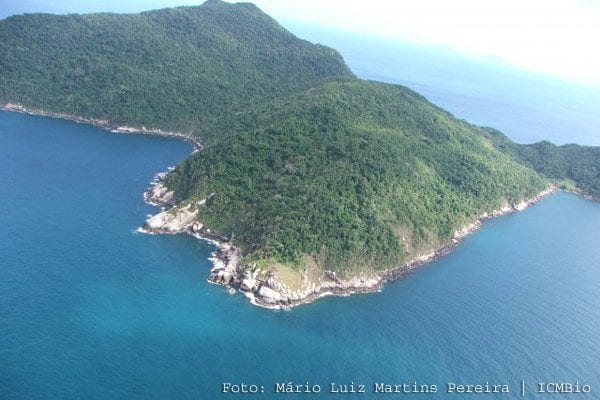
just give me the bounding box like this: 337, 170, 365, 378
383, 186, 557, 283
142, 173, 556, 310
565, 188, 598, 202
1, 102, 203, 151
140, 175, 244, 299
0, 103, 580, 309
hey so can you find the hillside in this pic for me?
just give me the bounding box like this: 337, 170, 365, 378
1, 0, 598, 307
163, 79, 548, 273
483, 129, 600, 197
0, 0, 352, 135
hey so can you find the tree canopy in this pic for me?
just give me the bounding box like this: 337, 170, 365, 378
1, 0, 597, 273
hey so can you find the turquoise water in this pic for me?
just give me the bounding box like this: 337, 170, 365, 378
2, 110, 600, 399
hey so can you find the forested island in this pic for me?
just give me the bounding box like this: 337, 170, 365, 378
1, 0, 598, 308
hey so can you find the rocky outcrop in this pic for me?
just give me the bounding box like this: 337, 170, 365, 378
232, 267, 384, 309
144, 204, 198, 233
144, 176, 176, 207
141, 171, 244, 301
206, 185, 558, 310
2, 102, 563, 310
140, 169, 557, 310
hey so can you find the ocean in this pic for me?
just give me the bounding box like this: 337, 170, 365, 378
2, 30, 600, 400
284, 22, 600, 147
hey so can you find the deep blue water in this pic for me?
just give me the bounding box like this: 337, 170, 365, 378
2, 109, 600, 399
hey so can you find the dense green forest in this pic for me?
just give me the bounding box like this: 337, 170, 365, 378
1, 0, 598, 274
164, 79, 548, 271
0, 0, 352, 134
483, 129, 600, 197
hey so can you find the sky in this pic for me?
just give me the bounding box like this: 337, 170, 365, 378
2, 0, 600, 88
252, 0, 600, 88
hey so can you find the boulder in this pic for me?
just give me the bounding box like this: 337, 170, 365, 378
240, 278, 257, 292
257, 286, 282, 303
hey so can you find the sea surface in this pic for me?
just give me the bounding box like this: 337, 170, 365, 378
2, 105, 600, 400
285, 22, 600, 146
2, 23, 600, 399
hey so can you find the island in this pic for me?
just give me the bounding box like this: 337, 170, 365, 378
1, 0, 599, 308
